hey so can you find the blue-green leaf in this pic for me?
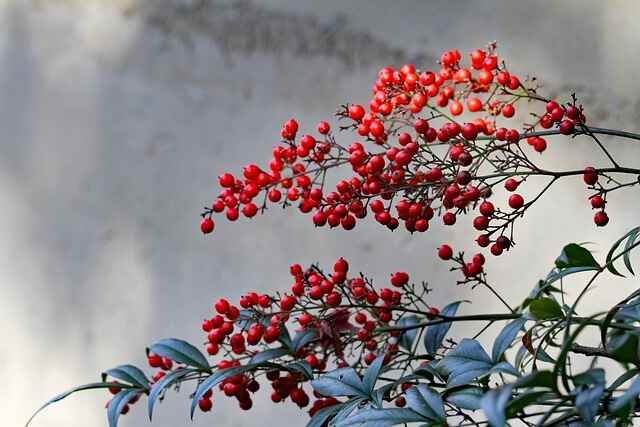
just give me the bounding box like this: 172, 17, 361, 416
337, 408, 427, 426
445, 387, 484, 410
481, 386, 513, 427
492, 318, 526, 363
397, 315, 420, 351
103, 365, 150, 390
576, 385, 604, 423
292, 329, 318, 351
311, 368, 367, 398
286, 360, 314, 379
405, 384, 445, 421
306, 403, 345, 427
107, 389, 139, 427
149, 338, 209, 370
249, 347, 289, 364
191, 364, 258, 418
148, 368, 194, 420
609, 376, 640, 414
424, 301, 463, 354
491, 361, 520, 377
26, 382, 130, 426
363, 355, 386, 394
439, 339, 492, 388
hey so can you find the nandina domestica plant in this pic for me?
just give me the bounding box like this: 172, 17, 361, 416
28, 43, 640, 426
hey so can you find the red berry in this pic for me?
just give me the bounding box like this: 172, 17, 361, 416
438, 244, 453, 260
501, 104, 515, 118
473, 215, 489, 230
504, 178, 519, 192
508, 194, 524, 209
348, 104, 365, 121
390, 272, 409, 287
559, 119, 575, 135
200, 218, 215, 234
583, 166, 598, 185
214, 298, 230, 314
442, 212, 456, 225
317, 121, 330, 134
594, 211, 609, 227
479, 201, 494, 217
590, 195, 605, 209
198, 397, 213, 412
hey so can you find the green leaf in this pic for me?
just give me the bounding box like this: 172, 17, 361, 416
424, 301, 463, 354
405, 384, 445, 421
103, 365, 150, 390
492, 318, 526, 363
311, 367, 367, 398
555, 243, 600, 269
606, 226, 640, 277
149, 338, 209, 370
439, 339, 492, 388
529, 298, 563, 320
505, 391, 548, 417
26, 382, 131, 426
249, 347, 289, 364
363, 354, 386, 394
514, 370, 555, 389
148, 368, 194, 420
107, 389, 139, 427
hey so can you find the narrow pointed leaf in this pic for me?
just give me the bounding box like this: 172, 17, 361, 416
103, 365, 150, 389
405, 384, 445, 421
492, 318, 526, 363
249, 347, 289, 364
311, 367, 367, 398
107, 389, 139, 427
26, 382, 130, 426
148, 368, 194, 420
363, 355, 386, 394
191, 364, 258, 418
424, 301, 462, 354
149, 338, 209, 370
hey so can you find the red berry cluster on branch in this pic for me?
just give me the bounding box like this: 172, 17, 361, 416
200, 43, 624, 275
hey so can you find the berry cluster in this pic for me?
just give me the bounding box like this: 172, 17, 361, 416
201, 44, 627, 277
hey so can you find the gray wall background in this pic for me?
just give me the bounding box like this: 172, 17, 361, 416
2, 1, 640, 426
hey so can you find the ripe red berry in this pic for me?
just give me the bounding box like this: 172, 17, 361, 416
508, 194, 524, 209
501, 103, 515, 118
438, 244, 453, 260
200, 218, 215, 234
479, 201, 494, 217
594, 211, 609, 227
317, 121, 330, 134
504, 178, 519, 192
590, 195, 605, 209
390, 272, 409, 287
348, 104, 365, 121
442, 212, 456, 225
583, 167, 598, 185
473, 215, 489, 230
559, 119, 575, 135
214, 298, 230, 314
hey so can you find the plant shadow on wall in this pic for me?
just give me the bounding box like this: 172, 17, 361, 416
28, 44, 640, 426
